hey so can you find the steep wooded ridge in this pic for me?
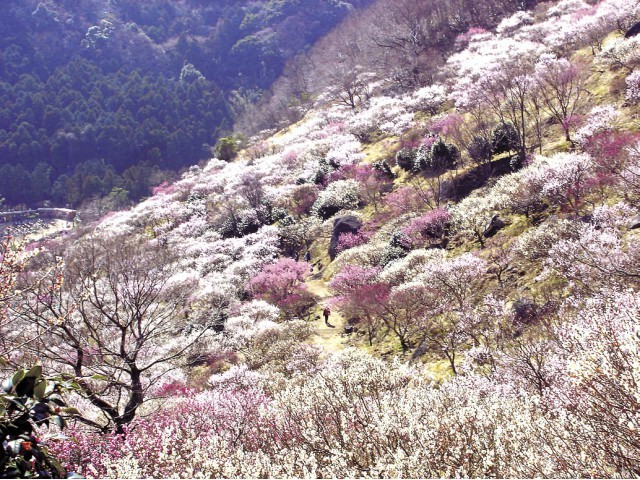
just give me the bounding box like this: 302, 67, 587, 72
2, 0, 640, 477
0, 0, 372, 209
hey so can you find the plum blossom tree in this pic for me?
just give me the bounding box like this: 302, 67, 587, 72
514, 217, 579, 262
311, 179, 361, 219
546, 0, 590, 18
325, 64, 375, 109
596, 36, 640, 73
330, 163, 393, 211
384, 185, 429, 215
451, 194, 497, 247
0, 232, 31, 363
329, 264, 390, 345
626, 69, 640, 103
400, 207, 450, 248
247, 258, 314, 320
574, 104, 620, 147
411, 252, 488, 372
496, 11, 535, 35
277, 216, 322, 259
52, 386, 273, 478
548, 289, 640, 474
335, 231, 370, 254
546, 222, 640, 293
15, 233, 207, 433
449, 34, 545, 162
285, 184, 319, 218
620, 140, 640, 202
534, 54, 589, 143
535, 152, 595, 212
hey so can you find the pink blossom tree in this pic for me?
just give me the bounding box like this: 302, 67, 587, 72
330, 163, 393, 211
335, 231, 370, 254
247, 257, 314, 319
401, 207, 450, 248
534, 54, 589, 143
330, 264, 390, 345
384, 185, 428, 215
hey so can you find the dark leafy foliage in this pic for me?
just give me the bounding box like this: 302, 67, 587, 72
0, 0, 372, 208
468, 135, 493, 164
214, 136, 239, 162
372, 159, 396, 179
491, 122, 520, 155
419, 138, 460, 172
0, 363, 80, 479
395, 148, 419, 172
379, 231, 412, 268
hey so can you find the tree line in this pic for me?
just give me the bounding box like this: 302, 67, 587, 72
0, 0, 373, 208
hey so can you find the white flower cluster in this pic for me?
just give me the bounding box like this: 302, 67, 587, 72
546, 0, 590, 18
596, 36, 640, 70
311, 179, 361, 217
574, 104, 620, 145
496, 11, 535, 35
89, 294, 640, 478
404, 84, 446, 113
325, 134, 365, 166
626, 69, 640, 103
515, 217, 579, 261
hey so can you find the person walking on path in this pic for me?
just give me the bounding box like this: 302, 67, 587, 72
323, 306, 333, 327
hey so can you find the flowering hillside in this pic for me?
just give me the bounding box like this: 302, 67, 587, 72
2, 0, 640, 477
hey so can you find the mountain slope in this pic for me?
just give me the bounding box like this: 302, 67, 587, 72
4, 0, 640, 477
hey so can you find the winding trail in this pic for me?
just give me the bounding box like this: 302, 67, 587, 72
305, 275, 350, 352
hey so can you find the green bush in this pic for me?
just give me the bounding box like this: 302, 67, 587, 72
395, 148, 418, 172
215, 136, 239, 162
0, 363, 80, 478
491, 122, 520, 155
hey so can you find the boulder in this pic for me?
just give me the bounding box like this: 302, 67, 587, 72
410, 337, 429, 363
578, 214, 593, 224
625, 21, 640, 38
344, 317, 361, 334
483, 214, 506, 238
628, 214, 640, 229
329, 215, 362, 259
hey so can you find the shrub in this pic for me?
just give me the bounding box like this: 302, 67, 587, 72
0, 365, 79, 479
468, 135, 493, 164
423, 137, 460, 172
214, 136, 238, 161
395, 148, 418, 171
311, 180, 360, 219
372, 159, 395, 179
491, 122, 520, 155
379, 231, 412, 267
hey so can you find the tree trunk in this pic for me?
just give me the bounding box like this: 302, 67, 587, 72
115, 366, 144, 434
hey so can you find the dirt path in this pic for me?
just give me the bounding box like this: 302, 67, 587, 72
305, 275, 350, 352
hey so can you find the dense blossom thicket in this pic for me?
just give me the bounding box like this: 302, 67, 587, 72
3, 0, 640, 477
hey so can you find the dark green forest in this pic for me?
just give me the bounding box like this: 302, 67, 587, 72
0, 0, 372, 208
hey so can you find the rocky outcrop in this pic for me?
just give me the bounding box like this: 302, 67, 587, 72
329, 215, 362, 260
625, 21, 640, 38
627, 214, 640, 229
483, 214, 506, 238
